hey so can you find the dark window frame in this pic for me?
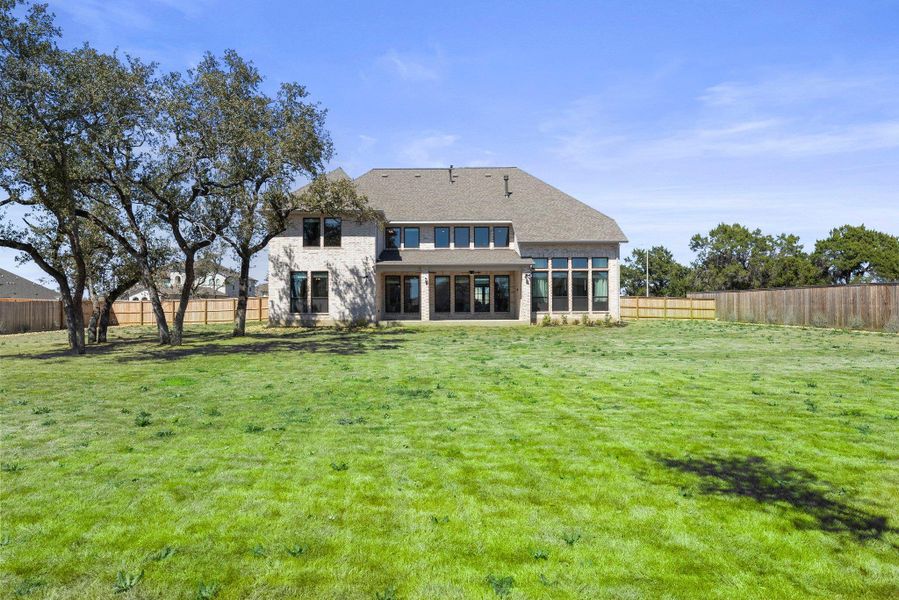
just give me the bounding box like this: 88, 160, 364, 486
434, 275, 451, 313
531, 272, 548, 311
474, 275, 491, 312
494, 226, 510, 248
385, 227, 400, 250
385, 275, 402, 313
303, 218, 321, 247
289, 271, 308, 313
434, 227, 450, 248
552, 271, 569, 312
454, 227, 470, 248
494, 275, 510, 313
403, 275, 420, 314
403, 227, 420, 249
592, 271, 609, 312
572, 271, 588, 311
323, 217, 341, 247
473, 226, 490, 248
454, 275, 471, 312
310, 271, 329, 313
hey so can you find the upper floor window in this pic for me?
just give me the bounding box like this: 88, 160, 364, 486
592, 257, 609, 269
571, 257, 588, 269
474, 226, 490, 248
494, 227, 510, 247
435, 227, 450, 248
385, 227, 400, 249
530, 257, 548, 270
403, 227, 420, 249
303, 218, 321, 246
324, 218, 342, 247
454, 227, 470, 248
551, 257, 568, 269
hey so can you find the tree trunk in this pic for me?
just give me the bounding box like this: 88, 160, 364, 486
140, 265, 171, 344
232, 253, 252, 337
170, 250, 197, 346
97, 275, 139, 343
87, 304, 100, 344
62, 296, 86, 355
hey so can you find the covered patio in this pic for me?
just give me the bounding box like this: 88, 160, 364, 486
375, 249, 532, 322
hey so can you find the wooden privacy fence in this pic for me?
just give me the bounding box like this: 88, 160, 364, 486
688, 283, 899, 332
0, 298, 65, 334
0, 297, 268, 335
620, 296, 716, 321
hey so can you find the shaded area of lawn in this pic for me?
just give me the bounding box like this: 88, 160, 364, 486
1, 321, 898, 599
656, 454, 894, 541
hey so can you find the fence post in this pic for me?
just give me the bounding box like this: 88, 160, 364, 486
664, 297, 668, 319
140, 300, 145, 325
636, 296, 640, 320
689, 299, 694, 320
204, 299, 208, 324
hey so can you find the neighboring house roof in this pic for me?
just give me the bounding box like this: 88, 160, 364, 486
376, 249, 533, 269
353, 167, 627, 243
0, 268, 59, 299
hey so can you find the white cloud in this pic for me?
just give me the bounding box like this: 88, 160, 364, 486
398, 133, 459, 166
375, 48, 444, 82
48, 0, 212, 35
543, 67, 899, 169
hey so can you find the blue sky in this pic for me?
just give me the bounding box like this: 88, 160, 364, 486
3, 0, 899, 284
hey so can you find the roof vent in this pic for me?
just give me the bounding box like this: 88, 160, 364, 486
503, 175, 512, 197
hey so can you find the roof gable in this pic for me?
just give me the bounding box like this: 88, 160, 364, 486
0, 268, 59, 299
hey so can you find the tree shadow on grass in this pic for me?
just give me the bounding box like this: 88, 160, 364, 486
17, 326, 416, 362
656, 454, 893, 541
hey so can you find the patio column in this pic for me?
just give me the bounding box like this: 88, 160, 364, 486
519, 270, 531, 323
421, 271, 431, 321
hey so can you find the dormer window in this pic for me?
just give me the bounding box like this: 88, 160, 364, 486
474, 227, 490, 248
494, 227, 510, 247
385, 227, 400, 249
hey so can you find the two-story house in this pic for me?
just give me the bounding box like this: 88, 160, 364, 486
268, 166, 626, 325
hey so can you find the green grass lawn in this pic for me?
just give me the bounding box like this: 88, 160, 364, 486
1, 321, 898, 599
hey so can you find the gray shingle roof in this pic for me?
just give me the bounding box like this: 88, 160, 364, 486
353, 167, 626, 243
0, 268, 59, 299
376, 249, 533, 269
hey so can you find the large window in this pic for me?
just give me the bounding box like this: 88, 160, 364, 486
323, 218, 341, 247
311, 271, 329, 313
303, 218, 321, 247
552, 272, 568, 311
385, 276, 401, 313
454, 275, 470, 312
592, 272, 609, 311
551, 257, 568, 269
572, 257, 588, 269
592, 257, 609, 268
494, 275, 510, 312
474, 275, 491, 312
494, 227, 510, 247
454, 227, 470, 248
474, 227, 490, 248
531, 257, 548, 269
435, 227, 450, 248
403, 227, 420, 249
289, 272, 307, 313
403, 276, 420, 313
385, 227, 400, 249
434, 275, 451, 312
531, 272, 548, 311
572, 271, 588, 311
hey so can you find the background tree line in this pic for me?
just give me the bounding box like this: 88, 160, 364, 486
622, 223, 899, 297
0, 1, 376, 354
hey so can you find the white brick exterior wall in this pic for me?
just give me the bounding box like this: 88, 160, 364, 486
268, 214, 378, 325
